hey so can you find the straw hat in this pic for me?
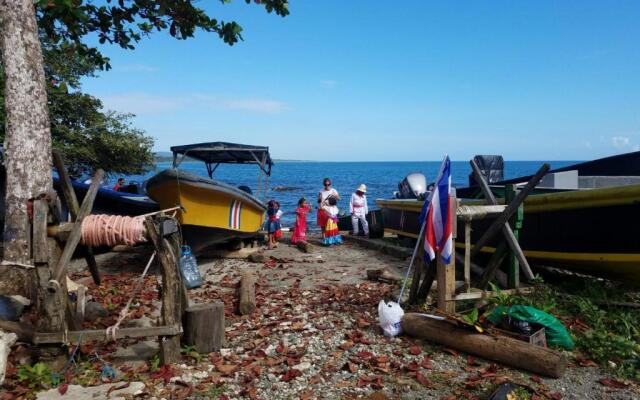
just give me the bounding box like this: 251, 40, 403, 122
357, 184, 367, 193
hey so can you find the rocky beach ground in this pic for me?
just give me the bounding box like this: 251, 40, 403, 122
2, 234, 639, 400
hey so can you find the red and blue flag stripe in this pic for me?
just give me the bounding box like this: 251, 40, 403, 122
418, 156, 453, 264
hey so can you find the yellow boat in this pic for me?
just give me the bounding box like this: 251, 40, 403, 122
146, 142, 272, 253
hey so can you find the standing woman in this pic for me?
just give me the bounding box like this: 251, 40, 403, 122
317, 178, 340, 231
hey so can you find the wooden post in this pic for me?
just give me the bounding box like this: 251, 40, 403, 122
435, 197, 456, 314
239, 270, 257, 315
469, 160, 546, 280
464, 222, 471, 292
32, 200, 65, 332
52, 150, 101, 285
182, 302, 225, 353
505, 184, 521, 289
402, 313, 567, 378
436, 252, 456, 314
474, 242, 509, 290
408, 247, 423, 305
165, 229, 188, 317
416, 258, 436, 303
454, 252, 508, 289
144, 218, 181, 365
51, 169, 104, 284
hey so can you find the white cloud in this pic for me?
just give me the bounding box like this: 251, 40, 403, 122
101, 92, 185, 115
101, 92, 290, 115
116, 64, 159, 73
320, 80, 337, 89
611, 136, 630, 149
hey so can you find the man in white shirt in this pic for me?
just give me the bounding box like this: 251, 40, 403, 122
349, 184, 369, 236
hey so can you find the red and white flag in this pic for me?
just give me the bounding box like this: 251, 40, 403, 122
418, 156, 453, 264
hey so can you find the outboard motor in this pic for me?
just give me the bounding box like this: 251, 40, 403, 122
395, 172, 427, 200
469, 155, 504, 186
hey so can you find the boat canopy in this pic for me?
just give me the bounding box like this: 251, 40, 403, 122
171, 142, 273, 178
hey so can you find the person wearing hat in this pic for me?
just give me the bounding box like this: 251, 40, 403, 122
349, 184, 369, 236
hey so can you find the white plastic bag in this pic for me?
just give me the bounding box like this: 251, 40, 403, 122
378, 300, 404, 337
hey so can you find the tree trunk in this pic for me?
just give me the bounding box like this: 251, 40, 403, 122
0, 1, 53, 263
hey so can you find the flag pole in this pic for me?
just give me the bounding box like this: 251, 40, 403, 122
397, 217, 427, 304
397, 154, 450, 304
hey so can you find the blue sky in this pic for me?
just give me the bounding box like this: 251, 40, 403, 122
81, 1, 640, 161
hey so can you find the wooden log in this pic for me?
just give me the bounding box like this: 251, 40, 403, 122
296, 240, 312, 253
366, 268, 401, 283
239, 270, 257, 315
34, 325, 181, 345
144, 218, 182, 365
0, 320, 34, 342
402, 313, 567, 378
51, 169, 104, 284
182, 302, 225, 353
165, 229, 189, 317
470, 160, 548, 280
52, 150, 101, 285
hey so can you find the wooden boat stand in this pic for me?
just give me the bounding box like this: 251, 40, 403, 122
1, 153, 189, 365
406, 161, 550, 314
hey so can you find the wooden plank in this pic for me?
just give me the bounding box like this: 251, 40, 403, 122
51, 169, 104, 284
34, 325, 181, 344
454, 252, 508, 289
457, 205, 507, 222
408, 247, 423, 305
451, 287, 534, 301
474, 242, 509, 290
402, 313, 567, 378
52, 150, 101, 285
505, 184, 520, 288
470, 159, 542, 280
52, 150, 80, 218
144, 218, 182, 365
416, 258, 436, 303
32, 200, 49, 264
464, 222, 471, 292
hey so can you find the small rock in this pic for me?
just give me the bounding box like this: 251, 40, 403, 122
125, 315, 153, 328
84, 301, 108, 321
220, 348, 232, 357
249, 253, 267, 263
292, 362, 311, 372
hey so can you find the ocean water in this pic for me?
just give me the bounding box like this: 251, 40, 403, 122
124, 160, 576, 226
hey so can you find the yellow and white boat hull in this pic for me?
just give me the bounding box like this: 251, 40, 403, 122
146, 169, 266, 252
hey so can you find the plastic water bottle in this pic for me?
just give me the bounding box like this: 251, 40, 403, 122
179, 245, 203, 289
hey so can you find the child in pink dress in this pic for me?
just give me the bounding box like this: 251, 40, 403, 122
291, 198, 312, 245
